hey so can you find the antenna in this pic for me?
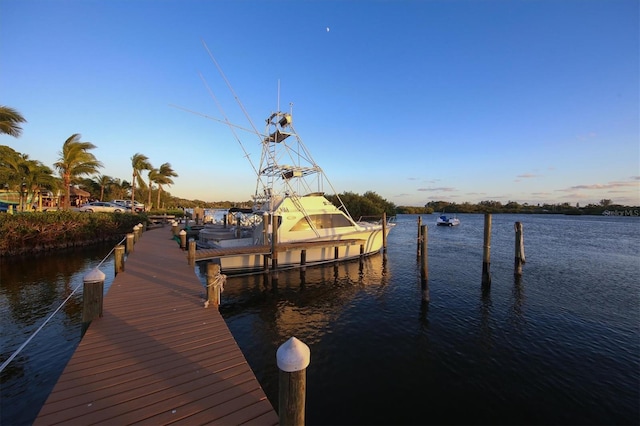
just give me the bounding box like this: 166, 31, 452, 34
201, 39, 262, 138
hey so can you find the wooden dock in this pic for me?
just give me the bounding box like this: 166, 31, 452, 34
35, 227, 278, 425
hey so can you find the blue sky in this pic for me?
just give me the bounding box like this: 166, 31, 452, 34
1, 0, 638, 207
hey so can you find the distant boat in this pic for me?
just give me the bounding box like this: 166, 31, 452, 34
436, 213, 460, 226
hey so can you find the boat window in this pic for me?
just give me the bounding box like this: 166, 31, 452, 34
290, 214, 354, 231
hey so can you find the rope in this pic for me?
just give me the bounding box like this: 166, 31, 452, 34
204, 272, 227, 308
0, 238, 124, 373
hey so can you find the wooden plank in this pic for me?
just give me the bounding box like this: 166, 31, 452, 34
34, 227, 278, 426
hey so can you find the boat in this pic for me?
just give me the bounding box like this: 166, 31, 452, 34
197, 106, 395, 273
436, 213, 460, 226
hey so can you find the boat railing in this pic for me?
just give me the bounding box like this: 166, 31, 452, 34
357, 215, 396, 225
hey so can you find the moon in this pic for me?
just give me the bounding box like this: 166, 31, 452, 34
326, 27, 330, 32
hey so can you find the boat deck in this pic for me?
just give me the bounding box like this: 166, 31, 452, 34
35, 227, 278, 425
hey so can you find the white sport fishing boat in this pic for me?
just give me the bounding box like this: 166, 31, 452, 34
198, 105, 395, 273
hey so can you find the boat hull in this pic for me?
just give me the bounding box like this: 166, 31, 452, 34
215, 226, 390, 273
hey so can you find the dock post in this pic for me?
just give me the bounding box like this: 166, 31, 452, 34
271, 213, 279, 275
126, 233, 134, 253
482, 213, 492, 286
114, 245, 125, 274
514, 222, 526, 276
277, 337, 310, 426
82, 268, 105, 336
188, 238, 196, 266
236, 215, 242, 238
206, 262, 224, 308
134, 224, 141, 243
262, 212, 269, 245
171, 221, 178, 237
179, 230, 187, 250
300, 249, 306, 271
420, 224, 429, 302
416, 216, 422, 259
382, 212, 387, 253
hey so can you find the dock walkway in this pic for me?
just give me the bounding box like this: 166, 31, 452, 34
35, 227, 278, 425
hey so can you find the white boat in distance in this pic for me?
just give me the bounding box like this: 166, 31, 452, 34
436, 213, 460, 226
198, 106, 395, 273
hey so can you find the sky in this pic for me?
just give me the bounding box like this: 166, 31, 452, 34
1, 0, 638, 207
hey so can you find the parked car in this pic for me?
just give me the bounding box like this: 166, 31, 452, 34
77, 201, 127, 213
111, 199, 145, 212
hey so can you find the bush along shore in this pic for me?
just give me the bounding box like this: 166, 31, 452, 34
0, 211, 153, 257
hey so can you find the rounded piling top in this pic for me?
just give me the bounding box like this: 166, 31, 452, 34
84, 268, 106, 283
276, 336, 310, 372
179, 229, 186, 235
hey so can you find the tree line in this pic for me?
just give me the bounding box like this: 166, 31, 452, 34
0, 106, 178, 211
397, 199, 639, 216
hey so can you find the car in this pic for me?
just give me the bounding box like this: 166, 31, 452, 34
77, 201, 128, 213
111, 199, 145, 212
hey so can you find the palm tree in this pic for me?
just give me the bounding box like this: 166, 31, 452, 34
0, 106, 27, 137
22, 159, 55, 211
153, 163, 178, 209
110, 178, 131, 200
147, 167, 159, 210
0, 147, 55, 211
53, 134, 103, 210
131, 153, 151, 208
94, 174, 114, 201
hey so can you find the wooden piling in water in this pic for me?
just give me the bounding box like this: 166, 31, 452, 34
482, 213, 492, 286
416, 216, 422, 259
188, 238, 196, 266
114, 245, 125, 274
514, 221, 526, 276
82, 268, 105, 336
382, 212, 387, 252
420, 224, 429, 302
271, 214, 279, 281
277, 337, 310, 426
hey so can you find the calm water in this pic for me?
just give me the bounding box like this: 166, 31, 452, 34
2, 214, 639, 425
1, 244, 116, 426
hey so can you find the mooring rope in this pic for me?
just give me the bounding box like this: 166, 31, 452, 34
0, 237, 125, 373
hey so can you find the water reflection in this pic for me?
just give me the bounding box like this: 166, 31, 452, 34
1, 244, 114, 426
197, 253, 388, 345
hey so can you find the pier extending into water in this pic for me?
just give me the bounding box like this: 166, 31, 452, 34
35, 226, 278, 425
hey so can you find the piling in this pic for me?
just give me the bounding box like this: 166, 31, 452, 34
133, 225, 140, 243
114, 245, 125, 274
277, 337, 310, 426
382, 212, 387, 253
482, 213, 492, 286
514, 221, 526, 276
420, 224, 429, 302
206, 262, 224, 308
236, 216, 242, 238
179, 229, 187, 250
171, 221, 178, 237
271, 214, 279, 274
416, 216, 422, 259
126, 233, 134, 254
188, 238, 196, 266
262, 212, 269, 244
82, 268, 105, 336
